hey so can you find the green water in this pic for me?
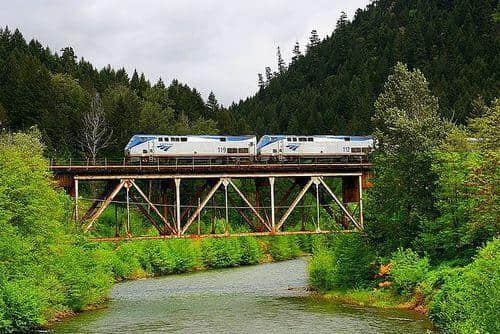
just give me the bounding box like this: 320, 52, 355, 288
51, 258, 435, 333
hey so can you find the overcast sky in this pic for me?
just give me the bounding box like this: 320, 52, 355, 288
1, 0, 371, 105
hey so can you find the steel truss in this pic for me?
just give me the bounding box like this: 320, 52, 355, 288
72, 172, 365, 240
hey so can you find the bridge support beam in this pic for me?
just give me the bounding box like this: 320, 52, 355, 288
85, 180, 125, 231
67, 170, 367, 239
276, 177, 315, 231
74, 179, 79, 222
269, 177, 275, 232
315, 181, 320, 232
320, 177, 362, 230
175, 178, 181, 236
359, 175, 364, 229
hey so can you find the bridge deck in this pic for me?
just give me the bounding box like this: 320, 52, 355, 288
50, 162, 373, 176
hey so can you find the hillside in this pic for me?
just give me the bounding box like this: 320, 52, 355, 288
0, 29, 219, 158
0, 0, 498, 158
228, 0, 499, 135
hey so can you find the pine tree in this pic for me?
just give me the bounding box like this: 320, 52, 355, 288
265, 67, 273, 84
155, 77, 165, 89
257, 73, 265, 89
307, 29, 320, 52
277, 46, 286, 73
138, 73, 150, 95
60, 47, 77, 75
336, 11, 348, 30
206, 91, 219, 114
130, 69, 140, 91
115, 68, 129, 86
291, 41, 301, 63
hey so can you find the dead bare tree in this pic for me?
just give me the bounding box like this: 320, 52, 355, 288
79, 93, 112, 164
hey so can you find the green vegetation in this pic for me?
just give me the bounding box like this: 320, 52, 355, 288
0, 133, 305, 332
1, 0, 498, 158
389, 249, 430, 296
0, 131, 113, 332
308, 234, 375, 290
308, 63, 499, 333
429, 238, 500, 334
267, 236, 301, 261
230, 0, 498, 135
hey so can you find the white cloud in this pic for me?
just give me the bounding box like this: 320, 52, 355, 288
0, 0, 370, 105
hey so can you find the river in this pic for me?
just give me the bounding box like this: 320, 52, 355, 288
51, 258, 435, 333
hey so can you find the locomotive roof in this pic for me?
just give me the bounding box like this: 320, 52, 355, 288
129, 134, 256, 138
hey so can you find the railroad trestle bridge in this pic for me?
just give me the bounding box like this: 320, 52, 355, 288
50, 162, 373, 241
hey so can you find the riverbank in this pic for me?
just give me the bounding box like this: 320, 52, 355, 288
313, 289, 423, 312
47, 234, 308, 326
51, 258, 435, 333
307, 234, 500, 334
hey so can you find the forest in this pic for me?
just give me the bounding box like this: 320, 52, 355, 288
1, 0, 499, 158
0, 0, 499, 332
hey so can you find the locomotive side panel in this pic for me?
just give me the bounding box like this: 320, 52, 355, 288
125, 135, 256, 160
256, 135, 374, 160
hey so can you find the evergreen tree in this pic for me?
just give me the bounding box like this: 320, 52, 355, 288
130, 69, 140, 91
277, 46, 286, 73
336, 11, 348, 29
257, 73, 265, 89
59, 47, 77, 75
307, 29, 320, 52
138, 73, 150, 96
206, 91, 219, 114
265, 67, 273, 84
366, 63, 446, 254
291, 41, 301, 63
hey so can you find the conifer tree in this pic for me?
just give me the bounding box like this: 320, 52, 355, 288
257, 73, 265, 89
277, 46, 286, 73
291, 41, 301, 63
307, 29, 320, 52
265, 67, 273, 84
336, 11, 348, 29
130, 69, 140, 91
206, 91, 219, 114
60, 47, 77, 75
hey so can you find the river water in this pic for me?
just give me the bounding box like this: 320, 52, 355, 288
52, 258, 435, 333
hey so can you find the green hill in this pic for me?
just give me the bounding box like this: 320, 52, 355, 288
227, 0, 499, 135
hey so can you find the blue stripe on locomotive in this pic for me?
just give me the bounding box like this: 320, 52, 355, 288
125, 135, 156, 150
256, 135, 286, 149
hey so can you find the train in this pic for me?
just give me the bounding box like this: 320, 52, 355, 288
124, 134, 374, 163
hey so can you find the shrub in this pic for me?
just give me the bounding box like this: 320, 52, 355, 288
429, 238, 500, 334
55, 246, 114, 311
330, 234, 375, 289
308, 249, 335, 290
389, 248, 430, 295
296, 234, 312, 253
416, 264, 461, 303
112, 242, 145, 279
141, 241, 177, 275
201, 238, 242, 268
238, 236, 264, 265
308, 234, 375, 290
165, 239, 200, 273
268, 236, 301, 261
0, 279, 48, 333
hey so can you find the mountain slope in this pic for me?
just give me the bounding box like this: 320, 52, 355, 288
228, 0, 499, 135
